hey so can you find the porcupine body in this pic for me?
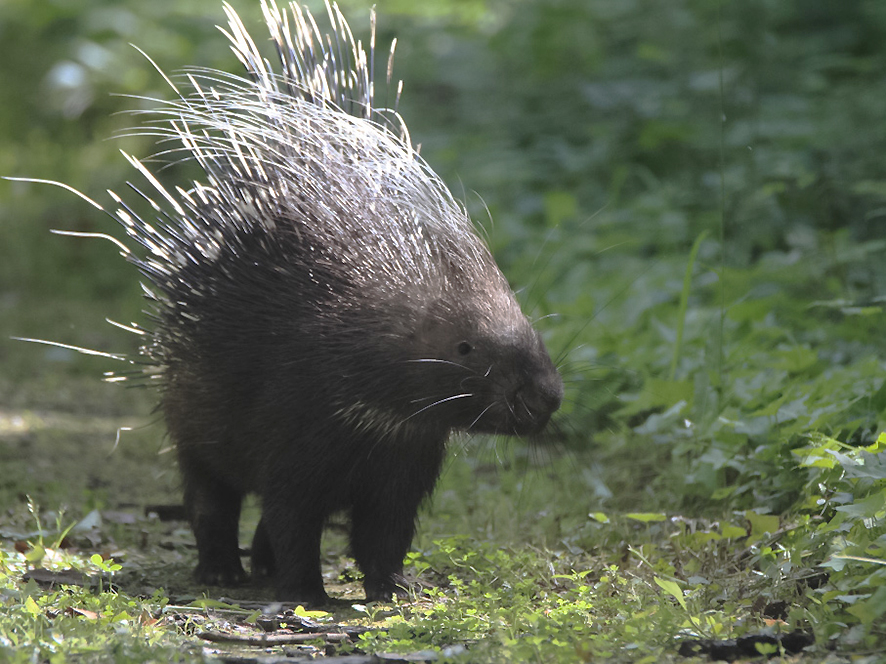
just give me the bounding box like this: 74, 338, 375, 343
92, 0, 562, 602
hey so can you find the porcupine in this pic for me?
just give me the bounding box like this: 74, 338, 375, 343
32, 0, 563, 603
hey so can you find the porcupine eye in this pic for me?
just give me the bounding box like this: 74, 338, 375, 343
457, 341, 472, 356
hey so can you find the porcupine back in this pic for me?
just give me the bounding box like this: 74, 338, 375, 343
114, 0, 559, 446
60, 0, 562, 601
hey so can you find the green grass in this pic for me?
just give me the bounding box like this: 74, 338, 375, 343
4, 432, 883, 662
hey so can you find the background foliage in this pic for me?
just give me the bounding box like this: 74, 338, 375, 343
1, 0, 885, 661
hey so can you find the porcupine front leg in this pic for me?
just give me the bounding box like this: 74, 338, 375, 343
350, 435, 447, 601
250, 516, 275, 579
258, 456, 330, 604
180, 462, 247, 586
258, 503, 328, 603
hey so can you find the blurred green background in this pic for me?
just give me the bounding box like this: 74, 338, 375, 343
2, 0, 886, 507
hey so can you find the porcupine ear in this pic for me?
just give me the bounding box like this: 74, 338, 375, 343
221, 0, 404, 131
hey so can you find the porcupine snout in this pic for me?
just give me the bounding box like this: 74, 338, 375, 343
512, 366, 563, 434
505, 334, 563, 435
463, 325, 563, 437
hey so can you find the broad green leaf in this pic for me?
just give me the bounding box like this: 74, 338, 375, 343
294, 605, 330, 618
770, 346, 818, 374
721, 525, 747, 539
24, 595, 41, 617
746, 511, 780, 543
653, 577, 687, 611
835, 492, 886, 520
626, 513, 668, 523
846, 587, 886, 625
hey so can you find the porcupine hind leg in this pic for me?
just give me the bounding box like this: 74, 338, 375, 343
180, 464, 247, 586
350, 436, 448, 601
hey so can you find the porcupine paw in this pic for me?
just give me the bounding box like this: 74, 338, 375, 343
194, 558, 248, 586
363, 572, 413, 602
274, 580, 330, 606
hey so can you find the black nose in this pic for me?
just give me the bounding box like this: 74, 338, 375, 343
541, 375, 564, 413
537, 369, 565, 411
514, 373, 564, 434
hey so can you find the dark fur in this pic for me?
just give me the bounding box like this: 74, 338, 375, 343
98, 1, 563, 603
156, 215, 561, 602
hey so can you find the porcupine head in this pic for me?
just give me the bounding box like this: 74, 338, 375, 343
21, 0, 563, 602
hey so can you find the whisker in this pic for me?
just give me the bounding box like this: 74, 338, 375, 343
404, 393, 474, 421
407, 358, 474, 371
468, 402, 497, 430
